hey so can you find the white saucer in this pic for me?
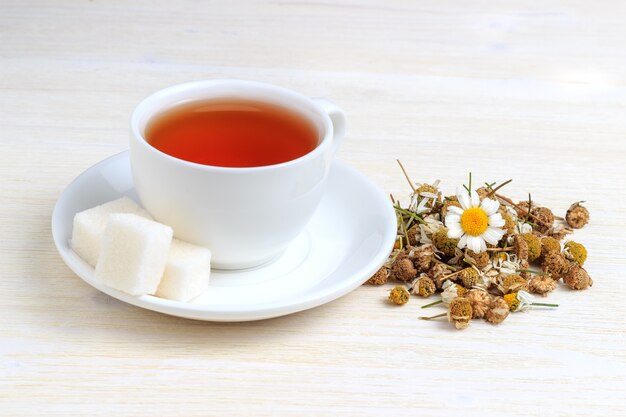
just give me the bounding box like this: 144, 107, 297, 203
52, 151, 396, 321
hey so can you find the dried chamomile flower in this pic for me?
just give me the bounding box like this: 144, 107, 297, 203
514, 200, 531, 218
409, 244, 436, 272
458, 267, 481, 288
411, 274, 436, 298
390, 257, 417, 282
563, 265, 593, 290
464, 249, 490, 270
447, 297, 473, 329
466, 289, 491, 319
499, 274, 529, 294
566, 202, 589, 229
406, 224, 420, 246
541, 251, 570, 280
388, 286, 410, 305
503, 290, 558, 312
520, 233, 541, 262
528, 275, 557, 296
531, 206, 555, 233
431, 228, 460, 258
540, 236, 561, 260
427, 262, 451, 289
476, 187, 491, 200
564, 241, 587, 266
512, 234, 529, 261
485, 297, 510, 324
441, 280, 468, 304
441, 197, 461, 217
418, 216, 444, 245
366, 267, 389, 285
548, 224, 570, 241
415, 183, 441, 205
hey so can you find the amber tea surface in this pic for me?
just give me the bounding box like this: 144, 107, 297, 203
145, 99, 319, 167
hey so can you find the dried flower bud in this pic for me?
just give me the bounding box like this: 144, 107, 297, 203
564, 241, 587, 266
431, 228, 460, 258
499, 274, 529, 294
539, 236, 561, 261
441, 280, 468, 304
464, 249, 490, 269
515, 200, 531, 218
388, 286, 410, 305
458, 267, 481, 288
531, 206, 555, 233
411, 275, 436, 297
512, 234, 529, 261
390, 257, 417, 282
416, 184, 440, 201
541, 251, 570, 280
566, 202, 589, 229
366, 267, 389, 285
475, 187, 491, 200
521, 233, 541, 262
563, 265, 593, 290
529, 275, 557, 296
448, 297, 473, 329
409, 244, 436, 272
466, 289, 492, 319
503, 290, 541, 312
428, 263, 450, 289
485, 297, 510, 324
407, 224, 420, 246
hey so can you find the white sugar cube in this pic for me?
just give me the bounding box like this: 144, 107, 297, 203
71, 197, 152, 266
95, 213, 173, 296
156, 239, 212, 302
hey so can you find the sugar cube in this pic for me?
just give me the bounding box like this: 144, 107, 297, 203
156, 239, 212, 302
71, 197, 152, 266
95, 213, 173, 296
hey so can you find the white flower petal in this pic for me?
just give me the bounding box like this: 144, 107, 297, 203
448, 206, 464, 216
488, 225, 506, 238
467, 236, 484, 253
480, 198, 500, 216
489, 213, 505, 227
458, 234, 468, 249
458, 192, 471, 210
470, 190, 480, 207
448, 227, 464, 239
420, 191, 438, 199
446, 214, 461, 225
483, 227, 505, 245
446, 222, 462, 230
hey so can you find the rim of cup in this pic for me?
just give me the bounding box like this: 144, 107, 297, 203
130, 79, 334, 173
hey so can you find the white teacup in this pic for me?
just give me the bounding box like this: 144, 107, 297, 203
129, 80, 345, 269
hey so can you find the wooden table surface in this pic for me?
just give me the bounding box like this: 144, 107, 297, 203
2, 1, 625, 416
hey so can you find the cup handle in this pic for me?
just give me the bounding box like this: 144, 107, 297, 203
312, 98, 346, 155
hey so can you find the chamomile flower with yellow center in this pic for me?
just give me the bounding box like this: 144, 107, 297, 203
445, 189, 506, 253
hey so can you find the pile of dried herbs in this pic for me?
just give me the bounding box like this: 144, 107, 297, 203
367, 161, 592, 330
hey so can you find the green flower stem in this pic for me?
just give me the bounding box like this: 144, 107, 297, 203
531, 302, 559, 308
394, 206, 426, 225
421, 299, 443, 309
419, 312, 447, 321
